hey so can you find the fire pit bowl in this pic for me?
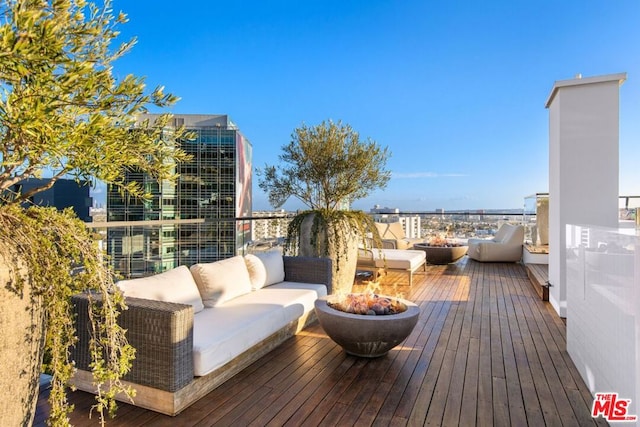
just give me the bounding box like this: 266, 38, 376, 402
314, 294, 420, 357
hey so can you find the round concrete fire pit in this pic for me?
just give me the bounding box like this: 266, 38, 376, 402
314, 295, 420, 357
413, 243, 468, 264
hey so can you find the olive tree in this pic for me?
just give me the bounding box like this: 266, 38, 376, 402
259, 120, 391, 210
0, 1, 189, 425
258, 120, 391, 294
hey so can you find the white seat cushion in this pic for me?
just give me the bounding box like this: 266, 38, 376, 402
190, 256, 252, 307
191, 282, 326, 376
192, 304, 286, 376
246, 282, 327, 322
363, 249, 426, 270
117, 265, 204, 313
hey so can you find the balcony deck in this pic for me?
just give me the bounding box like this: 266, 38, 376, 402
35, 258, 606, 426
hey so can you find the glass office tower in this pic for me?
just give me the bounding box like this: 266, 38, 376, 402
107, 114, 252, 278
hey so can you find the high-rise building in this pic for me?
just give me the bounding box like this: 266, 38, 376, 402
7, 178, 93, 221
107, 114, 252, 278
400, 216, 421, 239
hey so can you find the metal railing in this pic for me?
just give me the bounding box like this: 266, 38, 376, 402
86, 211, 530, 279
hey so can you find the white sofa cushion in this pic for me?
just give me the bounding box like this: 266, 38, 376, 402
253, 250, 285, 287
116, 265, 205, 313
244, 254, 268, 290
192, 304, 287, 376
191, 282, 326, 376
190, 256, 252, 307
260, 282, 328, 322
231, 283, 326, 323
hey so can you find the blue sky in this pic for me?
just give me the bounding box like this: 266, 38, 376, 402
105, 0, 640, 212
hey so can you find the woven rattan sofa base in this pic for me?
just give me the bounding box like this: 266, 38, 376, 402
72, 293, 195, 393
71, 309, 318, 416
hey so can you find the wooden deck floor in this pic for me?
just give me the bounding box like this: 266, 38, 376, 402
35, 258, 607, 426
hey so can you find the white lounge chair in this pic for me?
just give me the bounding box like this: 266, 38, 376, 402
467, 224, 524, 262
373, 222, 422, 250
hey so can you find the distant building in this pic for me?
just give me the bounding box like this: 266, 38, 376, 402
369, 205, 421, 239
400, 216, 421, 239
370, 205, 400, 223
8, 178, 92, 221
107, 114, 252, 278
251, 210, 292, 242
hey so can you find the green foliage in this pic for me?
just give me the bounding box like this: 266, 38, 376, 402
258, 120, 391, 210
0, 0, 190, 203
285, 208, 382, 257
259, 120, 390, 285
0, 204, 134, 426
0, 0, 190, 424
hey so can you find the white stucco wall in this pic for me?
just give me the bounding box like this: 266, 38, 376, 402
546, 73, 625, 317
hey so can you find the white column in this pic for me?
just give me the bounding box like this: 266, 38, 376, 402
545, 73, 626, 317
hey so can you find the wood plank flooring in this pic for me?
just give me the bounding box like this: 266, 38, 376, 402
35, 258, 607, 426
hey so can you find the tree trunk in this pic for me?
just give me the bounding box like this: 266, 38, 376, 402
0, 241, 46, 426
297, 212, 359, 295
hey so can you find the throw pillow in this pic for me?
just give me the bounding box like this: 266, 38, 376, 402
244, 253, 267, 290
254, 250, 285, 287
117, 265, 205, 313
190, 255, 253, 307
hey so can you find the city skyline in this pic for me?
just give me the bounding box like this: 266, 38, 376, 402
95, 0, 640, 212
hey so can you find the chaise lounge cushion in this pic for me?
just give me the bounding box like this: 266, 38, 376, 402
190, 256, 253, 307
117, 265, 205, 313
359, 248, 426, 271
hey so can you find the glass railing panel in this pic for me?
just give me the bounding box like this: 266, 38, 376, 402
566, 224, 639, 414
86, 211, 529, 279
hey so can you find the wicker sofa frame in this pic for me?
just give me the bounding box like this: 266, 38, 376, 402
71, 256, 332, 416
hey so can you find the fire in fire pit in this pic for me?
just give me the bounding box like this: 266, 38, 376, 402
327, 291, 407, 316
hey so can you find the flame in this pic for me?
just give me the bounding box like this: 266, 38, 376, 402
328, 285, 407, 316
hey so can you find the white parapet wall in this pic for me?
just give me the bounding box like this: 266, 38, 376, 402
566, 224, 640, 424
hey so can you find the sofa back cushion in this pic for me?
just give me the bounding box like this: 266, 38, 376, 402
117, 265, 205, 313
245, 251, 285, 289
244, 254, 267, 290
190, 255, 252, 307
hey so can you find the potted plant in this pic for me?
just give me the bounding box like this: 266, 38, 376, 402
0, 1, 189, 425
258, 120, 391, 295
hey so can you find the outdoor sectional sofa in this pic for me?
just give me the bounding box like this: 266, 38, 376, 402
71, 252, 332, 416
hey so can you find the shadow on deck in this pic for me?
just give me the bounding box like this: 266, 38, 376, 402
35, 257, 605, 426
